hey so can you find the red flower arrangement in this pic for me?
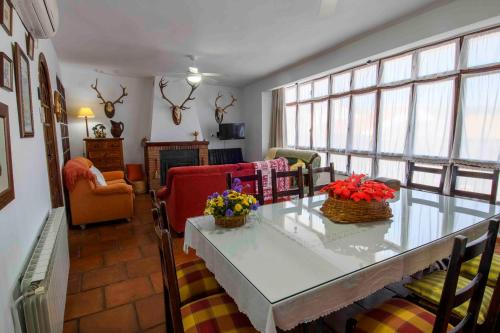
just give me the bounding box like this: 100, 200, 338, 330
320, 174, 395, 202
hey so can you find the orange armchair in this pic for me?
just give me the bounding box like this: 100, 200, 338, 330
63, 157, 134, 227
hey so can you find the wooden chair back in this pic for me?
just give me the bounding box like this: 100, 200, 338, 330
271, 167, 304, 203
307, 162, 335, 197
450, 166, 499, 204
407, 162, 447, 194
432, 218, 499, 333
151, 203, 183, 333
226, 169, 265, 206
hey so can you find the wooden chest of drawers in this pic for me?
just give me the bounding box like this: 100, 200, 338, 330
84, 138, 124, 171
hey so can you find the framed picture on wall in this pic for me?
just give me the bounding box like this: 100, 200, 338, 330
13, 42, 34, 137
0, 0, 13, 36
26, 33, 34, 60
0, 102, 14, 210
0, 52, 13, 91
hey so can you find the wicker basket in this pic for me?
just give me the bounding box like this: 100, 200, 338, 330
214, 215, 246, 228
320, 196, 393, 223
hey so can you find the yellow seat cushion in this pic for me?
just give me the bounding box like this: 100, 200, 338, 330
460, 253, 499, 288
177, 259, 223, 306
405, 271, 493, 324
181, 293, 257, 333
354, 298, 453, 333
289, 159, 306, 171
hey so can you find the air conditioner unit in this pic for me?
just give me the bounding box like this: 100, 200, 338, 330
12, 0, 59, 38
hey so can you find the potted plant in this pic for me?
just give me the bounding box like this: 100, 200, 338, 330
204, 178, 259, 228
320, 174, 395, 223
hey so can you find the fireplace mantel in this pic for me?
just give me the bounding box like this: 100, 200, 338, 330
144, 140, 209, 190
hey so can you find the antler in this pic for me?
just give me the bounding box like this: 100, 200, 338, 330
90, 79, 106, 104
179, 80, 198, 110
215, 92, 223, 108
222, 95, 237, 112
113, 85, 128, 105
158, 77, 175, 107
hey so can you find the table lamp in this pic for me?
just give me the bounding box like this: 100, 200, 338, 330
78, 107, 95, 137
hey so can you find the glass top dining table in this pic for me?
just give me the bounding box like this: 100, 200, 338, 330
184, 189, 500, 332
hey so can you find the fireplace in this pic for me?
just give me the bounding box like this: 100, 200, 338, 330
159, 149, 199, 185
144, 141, 209, 190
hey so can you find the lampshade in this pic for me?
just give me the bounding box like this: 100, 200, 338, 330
78, 107, 95, 118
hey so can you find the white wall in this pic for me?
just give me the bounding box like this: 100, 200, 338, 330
242, 0, 500, 161
0, 10, 63, 333
61, 64, 154, 164
150, 76, 245, 151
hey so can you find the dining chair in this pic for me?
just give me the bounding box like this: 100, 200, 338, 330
307, 162, 335, 197
152, 204, 257, 333
150, 189, 159, 209
226, 169, 265, 206
271, 166, 304, 203
407, 162, 448, 194
450, 165, 499, 204
347, 218, 499, 333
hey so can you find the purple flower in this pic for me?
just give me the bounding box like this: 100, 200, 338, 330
250, 203, 259, 211
233, 178, 242, 184
212, 192, 219, 198
225, 209, 234, 217
222, 190, 229, 197
233, 184, 243, 193
207, 195, 213, 200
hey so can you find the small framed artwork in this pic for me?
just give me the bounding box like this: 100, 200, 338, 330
0, 0, 13, 36
0, 102, 14, 210
26, 33, 34, 60
13, 42, 34, 138
0, 52, 13, 91
54, 91, 62, 122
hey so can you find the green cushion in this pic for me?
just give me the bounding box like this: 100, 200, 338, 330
460, 253, 499, 288
405, 271, 492, 324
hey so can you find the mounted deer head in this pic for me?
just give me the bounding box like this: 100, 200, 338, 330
158, 77, 198, 125
214, 93, 237, 124
90, 79, 128, 118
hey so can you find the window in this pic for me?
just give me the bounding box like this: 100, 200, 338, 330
350, 92, 376, 152
312, 101, 328, 149
297, 104, 311, 147
332, 72, 351, 94
329, 97, 350, 150
285, 106, 296, 147
378, 86, 411, 155
417, 40, 458, 77
412, 79, 454, 158
353, 64, 377, 90
299, 82, 312, 101
462, 28, 500, 69
283, 26, 500, 200
380, 54, 413, 84
457, 71, 500, 162
313, 77, 329, 97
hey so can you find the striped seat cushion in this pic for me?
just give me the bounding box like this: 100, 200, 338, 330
354, 298, 453, 332
405, 271, 493, 324
177, 259, 223, 306
181, 293, 258, 333
460, 253, 499, 288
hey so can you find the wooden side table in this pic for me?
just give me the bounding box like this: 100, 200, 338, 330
84, 138, 124, 171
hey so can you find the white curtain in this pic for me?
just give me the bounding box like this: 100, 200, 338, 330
377, 159, 406, 184
330, 153, 348, 173
329, 96, 350, 150
380, 54, 413, 84
312, 101, 328, 149
350, 156, 372, 176
411, 79, 454, 158
297, 103, 311, 147
353, 64, 377, 90
453, 71, 500, 164
418, 40, 457, 78
332, 72, 351, 94
461, 28, 500, 69
285, 105, 296, 147
349, 92, 376, 152
378, 86, 412, 155
313, 78, 329, 97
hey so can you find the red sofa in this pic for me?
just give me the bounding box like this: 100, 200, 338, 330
157, 163, 256, 233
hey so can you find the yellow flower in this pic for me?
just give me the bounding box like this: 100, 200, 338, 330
234, 204, 242, 212
242, 199, 249, 206
217, 201, 224, 207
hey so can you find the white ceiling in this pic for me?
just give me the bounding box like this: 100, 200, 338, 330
53, 0, 447, 87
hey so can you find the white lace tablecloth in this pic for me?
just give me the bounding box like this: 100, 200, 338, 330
184, 190, 497, 333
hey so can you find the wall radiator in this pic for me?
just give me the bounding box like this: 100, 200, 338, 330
16, 207, 69, 333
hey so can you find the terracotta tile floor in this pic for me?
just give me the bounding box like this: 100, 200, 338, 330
63, 194, 197, 333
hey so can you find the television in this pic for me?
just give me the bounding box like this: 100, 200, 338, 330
218, 123, 245, 140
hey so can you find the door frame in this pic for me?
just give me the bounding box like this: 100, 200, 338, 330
39, 53, 63, 208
